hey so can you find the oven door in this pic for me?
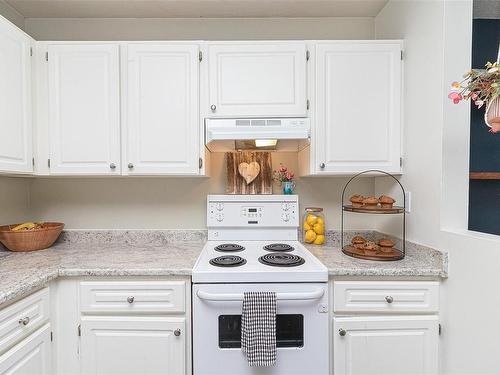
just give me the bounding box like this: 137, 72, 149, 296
193, 283, 329, 375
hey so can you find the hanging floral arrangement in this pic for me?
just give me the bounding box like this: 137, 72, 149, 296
448, 61, 500, 133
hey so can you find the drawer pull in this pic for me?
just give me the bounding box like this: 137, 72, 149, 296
174, 329, 181, 337
385, 296, 394, 304
127, 296, 135, 304
339, 328, 346, 337
18, 316, 30, 326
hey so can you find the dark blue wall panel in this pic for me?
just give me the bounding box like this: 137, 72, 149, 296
468, 19, 500, 235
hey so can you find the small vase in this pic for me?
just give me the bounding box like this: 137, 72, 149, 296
282, 181, 295, 195
485, 97, 500, 133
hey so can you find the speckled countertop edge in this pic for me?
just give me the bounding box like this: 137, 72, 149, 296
0, 230, 448, 306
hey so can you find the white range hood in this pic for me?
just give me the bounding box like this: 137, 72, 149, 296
205, 118, 310, 152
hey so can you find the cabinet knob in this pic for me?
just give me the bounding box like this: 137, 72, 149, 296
339, 328, 346, 337
174, 329, 181, 337
385, 296, 394, 304
319, 163, 326, 169
128, 163, 134, 169
210, 104, 216, 112
18, 316, 30, 326
110, 163, 116, 170
127, 296, 135, 304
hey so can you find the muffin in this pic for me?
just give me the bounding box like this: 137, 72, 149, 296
349, 195, 365, 208
378, 195, 396, 209
351, 236, 367, 249
378, 238, 395, 253
362, 241, 379, 255
362, 196, 379, 209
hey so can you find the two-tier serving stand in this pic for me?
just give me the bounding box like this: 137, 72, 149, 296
341, 170, 406, 261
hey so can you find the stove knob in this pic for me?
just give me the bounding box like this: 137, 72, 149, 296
282, 203, 290, 211
216, 203, 224, 211
216, 213, 224, 222
281, 213, 290, 222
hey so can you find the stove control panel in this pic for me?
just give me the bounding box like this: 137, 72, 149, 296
207, 195, 299, 227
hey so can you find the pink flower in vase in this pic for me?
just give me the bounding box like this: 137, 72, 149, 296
278, 164, 287, 173
448, 92, 463, 104
286, 172, 294, 181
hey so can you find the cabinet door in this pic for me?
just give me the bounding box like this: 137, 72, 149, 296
333, 316, 438, 375
0, 17, 33, 174
0, 324, 51, 375
48, 44, 121, 175
125, 44, 199, 175
315, 42, 402, 174
81, 316, 185, 375
208, 42, 307, 117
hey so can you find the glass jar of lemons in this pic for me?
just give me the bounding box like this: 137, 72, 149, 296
302, 207, 326, 245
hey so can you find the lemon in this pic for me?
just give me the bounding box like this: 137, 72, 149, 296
313, 235, 325, 245
313, 223, 325, 235
304, 230, 317, 243
306, 214, 318, 226
303, 222, 311, 231
316, 217, 324, 226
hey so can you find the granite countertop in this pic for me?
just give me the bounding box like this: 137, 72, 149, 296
0, 230, 448, 307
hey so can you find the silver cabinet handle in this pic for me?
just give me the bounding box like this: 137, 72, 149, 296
110, 163, 116, 170
339, 328, 346, 337
319, 163, 326, 169
18, 317, 30, 326
210, 104, 216, 112
128, 163, 134, 169
174, 329, 181, 337
385, 296, 394, 304
127, 296, 135, 304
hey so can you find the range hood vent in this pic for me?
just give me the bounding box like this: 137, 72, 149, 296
205, 118, 310, 152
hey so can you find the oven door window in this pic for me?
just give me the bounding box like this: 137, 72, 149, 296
218, 315, 304, 348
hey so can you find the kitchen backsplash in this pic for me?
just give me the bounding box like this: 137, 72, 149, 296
25, 153, 378, 230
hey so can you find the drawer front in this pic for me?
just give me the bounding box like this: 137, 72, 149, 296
333, 281, 439, 313
0, 288, 50, 355
80, 281, 186, 313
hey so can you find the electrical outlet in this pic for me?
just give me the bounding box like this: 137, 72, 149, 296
405, 192, 411, 213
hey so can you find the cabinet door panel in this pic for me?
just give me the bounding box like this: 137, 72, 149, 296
333, 316, 438, 375
315, 42, 402, 174
208, 43, 307, 117
81, 316, 185, 375
125, 44, 199, 175
0, 324, 51, 375
0, 18, 33, 174
48, 44, 120, 175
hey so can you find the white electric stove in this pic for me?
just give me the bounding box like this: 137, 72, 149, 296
192, 195, 329, 375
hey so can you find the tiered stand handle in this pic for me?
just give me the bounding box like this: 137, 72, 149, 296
341, 170, 406, 261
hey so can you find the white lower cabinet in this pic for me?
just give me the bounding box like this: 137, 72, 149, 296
333, 315, 439, 375
0, 324, 52, 375
80, 316, 185, 375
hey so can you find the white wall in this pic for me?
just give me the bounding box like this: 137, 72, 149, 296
24, 17, 374, 41
376, 1, 500, 374
374, 0, 445, 246
0, 177, 30, 225
28, 153, 375, 229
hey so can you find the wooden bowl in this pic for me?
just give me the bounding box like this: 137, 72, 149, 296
0, 222, 64, 252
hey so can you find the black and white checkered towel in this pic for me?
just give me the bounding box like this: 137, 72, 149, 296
241, 291, 277, 367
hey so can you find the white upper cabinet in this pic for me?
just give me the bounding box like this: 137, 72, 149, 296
312, 41, 402, 175
0, 16, 33, 174
48, 44, 121, 175
207, 42, 307, 117
124, 44, 200, 175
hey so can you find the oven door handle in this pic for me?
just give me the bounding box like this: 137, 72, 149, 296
196, 288, 325, 302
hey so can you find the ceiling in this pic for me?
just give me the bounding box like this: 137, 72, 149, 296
5, 0, 388, 18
